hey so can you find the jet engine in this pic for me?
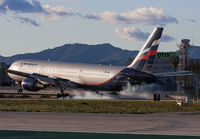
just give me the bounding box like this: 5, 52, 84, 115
21, 78, 45, 91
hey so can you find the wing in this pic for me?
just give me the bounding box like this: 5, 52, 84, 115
153, 71, 193, 78
7, 69, 77, 88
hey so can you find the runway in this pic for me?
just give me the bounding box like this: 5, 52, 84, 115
0, 112, 200, 136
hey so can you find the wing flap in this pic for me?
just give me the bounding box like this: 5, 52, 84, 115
30, 74, 56, 85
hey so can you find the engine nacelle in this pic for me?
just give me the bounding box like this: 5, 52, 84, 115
21, 78, 45, 91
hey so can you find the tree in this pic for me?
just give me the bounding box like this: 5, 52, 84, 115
169, 56, 179, 71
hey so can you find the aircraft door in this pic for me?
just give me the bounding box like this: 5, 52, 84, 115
79, 69, 82, 80
38, 66, 44, 74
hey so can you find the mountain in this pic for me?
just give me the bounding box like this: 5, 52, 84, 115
0, 43, 138, 66
188, 46, 200, 59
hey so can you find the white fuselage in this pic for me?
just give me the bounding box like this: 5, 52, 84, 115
8, 60, 123, 85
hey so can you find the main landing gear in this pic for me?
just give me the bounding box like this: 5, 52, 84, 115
56, 87, 73, 99
16, 81, 23, 94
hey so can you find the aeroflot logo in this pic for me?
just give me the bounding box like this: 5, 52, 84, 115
20, 63, 38, 67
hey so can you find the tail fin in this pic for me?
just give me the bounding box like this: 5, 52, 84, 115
127, 27, 163, 71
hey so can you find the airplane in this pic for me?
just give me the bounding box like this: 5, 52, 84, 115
7, 27, 192, 99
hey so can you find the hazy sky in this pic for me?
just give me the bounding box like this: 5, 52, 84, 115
0, 0, 200, 56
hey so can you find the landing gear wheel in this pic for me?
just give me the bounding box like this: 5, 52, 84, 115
56, 93, 73, 99
154, 93, 160, 101
16, 82, 23, 94
17, 89, 23, 93
57, 87, 74, 99
56, 93, 61, 98
57, 87, 65, 99
95, 91, 99, 94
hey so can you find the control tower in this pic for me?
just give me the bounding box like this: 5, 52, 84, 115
177, 39, 190, 94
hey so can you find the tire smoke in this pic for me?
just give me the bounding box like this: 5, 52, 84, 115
119, 83, 163, 99
65, 83, 163, 100
71, 89, 113, 100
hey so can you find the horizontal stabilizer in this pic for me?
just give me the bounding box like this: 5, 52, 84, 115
153, 71, 193, 78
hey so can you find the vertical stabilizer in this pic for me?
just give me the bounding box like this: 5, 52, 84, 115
127, 27, 163, 71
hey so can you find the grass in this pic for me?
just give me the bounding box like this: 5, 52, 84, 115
0, 100, 199, 114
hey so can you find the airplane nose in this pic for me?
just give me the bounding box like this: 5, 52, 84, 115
6, 66, 13, 78
7, 66, 11, 73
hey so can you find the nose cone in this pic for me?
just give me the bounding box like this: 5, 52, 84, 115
7, 66, 14, 79
7, 65, 11, 71
7, 61, 17, 73
6, 61, 25, 82
7, 63, 18, 81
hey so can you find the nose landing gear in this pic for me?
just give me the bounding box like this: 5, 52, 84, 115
16, 81, 23, 94
154, 93, 160, 101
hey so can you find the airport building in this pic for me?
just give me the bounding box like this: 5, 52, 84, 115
148, 52, 177, 73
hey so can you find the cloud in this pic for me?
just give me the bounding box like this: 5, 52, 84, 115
188, 19, 197, 23
42, 5, 79, 21
161, 33, 175, 42
115, 27, 174, 42
17, 16, 40, 26
115, 27, 148, 41
86, 7, 178, 25
0, 1, 178, 27
0, 0, 79, 25
0, 0, 44, 13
